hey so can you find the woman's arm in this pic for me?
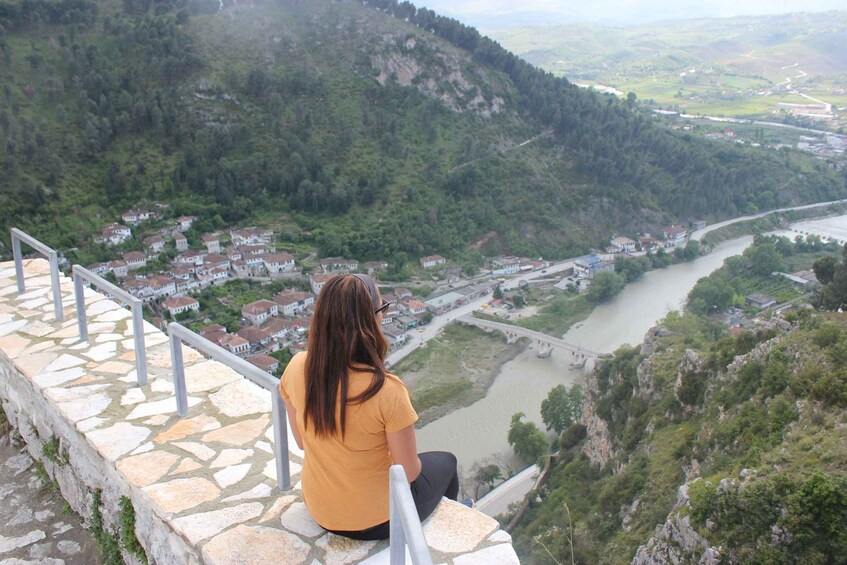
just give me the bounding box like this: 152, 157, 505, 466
284, 400, 304, 451
386, 425, 422, 483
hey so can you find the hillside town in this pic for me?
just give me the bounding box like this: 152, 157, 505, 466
83, 207, 700, 376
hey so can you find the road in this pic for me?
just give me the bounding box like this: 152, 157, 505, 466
385, 259, 577, 367
475, 464, 539, 518
690, 198, 847, 242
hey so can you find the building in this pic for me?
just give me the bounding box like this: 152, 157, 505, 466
242, 300, 279, 326
362, 261, 389, 275
122, 209, 154, 225
220, 334, 250, 357
87, 263, 110, 276
199, 324, 228, 345
639, 235, 661, 253
108, 260, 128, 278
143, 236, 166, 254
273, 290, 315, 317
310, 273, 335, 295
264, 253, 296, 274
230, 227, 273, 246
172, 232, 188, 252
148, 275, 177, 299
247, 354, 280, 375
201, 234, 221, 254
745, 294, 777, 309
237, 326, 274, 351
574, 255, 614, 279
122, 251, 147, 271
692, 220, 707, 231
162, 296, 200, 318
662, 225, 688, 247
609, 236, 637, 253
420, 255, 446, 269
96, 224, 132, 246
319, 257, 359, 273
424, 291, 465, 315
175, 250, 204, 266
175, 216, 196, 232
490, 256, 520, 276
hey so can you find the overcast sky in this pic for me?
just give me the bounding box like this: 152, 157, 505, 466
412, 0, 847, 27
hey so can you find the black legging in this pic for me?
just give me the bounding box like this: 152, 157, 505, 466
328, 451, 460, 541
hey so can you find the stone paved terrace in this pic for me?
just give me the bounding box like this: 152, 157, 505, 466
0, 259, 519, 564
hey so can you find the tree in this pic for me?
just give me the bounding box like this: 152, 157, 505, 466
508, 412, 548, 465
814, 255, 837, 286
688, 276, 735, 314
473, 464, 502, 498
588, 271, 625, 303
541, 384, 584, 435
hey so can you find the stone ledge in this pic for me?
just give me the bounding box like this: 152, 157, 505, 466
0, 259, 519, 564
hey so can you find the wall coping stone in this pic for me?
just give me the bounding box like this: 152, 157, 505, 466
0, 259, 519, 564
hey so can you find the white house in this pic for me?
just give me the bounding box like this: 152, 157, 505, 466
220, 334, 250, 357
246, 354, 279, 375
264, 253, 296, 274
230, 227, 273, 246
319, 257, 359, 273
148, 275, 177, 299
201, 234, 221, 254
420, 255, 446, 269
162, 296, 200, 318
108, 260, 129, 278
610, 236, 637, 253
175, 250, 204, 266
242, 300, 279, 326
173, 232, 188, 252
175, 216, 196, 232
122, 251, 147, 271
144, 236, 166, 254
96, 224, 132, 246
490, 256, 520, 276
663, 225, 688, 247
310, 273, 335, 295
273, 290, 315, 317
362, 261, 389, 274
87, 263, 110, 276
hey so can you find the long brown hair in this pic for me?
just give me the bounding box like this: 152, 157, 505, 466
304, 274, 389, 437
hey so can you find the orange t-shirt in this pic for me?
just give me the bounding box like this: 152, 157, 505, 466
279, 352, 419, 531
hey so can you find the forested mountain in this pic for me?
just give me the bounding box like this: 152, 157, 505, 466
0, 0, 844, 261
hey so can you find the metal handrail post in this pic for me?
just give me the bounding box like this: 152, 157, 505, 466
167, 322, 291, 490
10, 228, 64, 321
389, 465, 433, 565
74, 274, 89, 342
169, 330, 189, 416
72, 265, 147, 386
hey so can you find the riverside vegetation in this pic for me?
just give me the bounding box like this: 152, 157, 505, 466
508, 235, 847, 563
1, 0, 845, 264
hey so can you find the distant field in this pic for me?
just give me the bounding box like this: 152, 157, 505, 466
487, 11, 847, 128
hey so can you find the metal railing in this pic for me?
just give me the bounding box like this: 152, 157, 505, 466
389, 465, 433, 565
11, 228, 64, 321
73, 265, 148, 386
167, 322, 291, 491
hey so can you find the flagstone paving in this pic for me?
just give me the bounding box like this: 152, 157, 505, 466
0, 259, 519, 564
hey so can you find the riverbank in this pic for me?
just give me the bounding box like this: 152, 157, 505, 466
396, 324, 525, 426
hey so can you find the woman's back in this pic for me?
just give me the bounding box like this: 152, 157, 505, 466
280, 351, 418, 531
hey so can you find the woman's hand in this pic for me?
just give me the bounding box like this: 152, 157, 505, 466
386, 425, 422, 483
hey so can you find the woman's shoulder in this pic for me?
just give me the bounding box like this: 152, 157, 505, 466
381, 372, 411, 394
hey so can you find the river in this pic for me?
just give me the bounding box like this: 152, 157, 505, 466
416, 236, 754, 474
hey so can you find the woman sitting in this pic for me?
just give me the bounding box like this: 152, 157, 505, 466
280, 273, 459, 540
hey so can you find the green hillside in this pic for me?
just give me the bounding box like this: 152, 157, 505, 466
0, 0, 844, 263
487, 12, 847, 126
511, 236, 847, 563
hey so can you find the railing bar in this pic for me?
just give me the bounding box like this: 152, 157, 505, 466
72, 265, 147, 385
170, 331, 188, 417
11, 228, 64, 321
167, 322, 290, 491
389, 466, 433, 565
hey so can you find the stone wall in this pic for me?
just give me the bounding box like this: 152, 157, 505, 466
0, 259, 519, 564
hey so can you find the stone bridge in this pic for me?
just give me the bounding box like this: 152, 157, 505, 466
458, 315, 600, 364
